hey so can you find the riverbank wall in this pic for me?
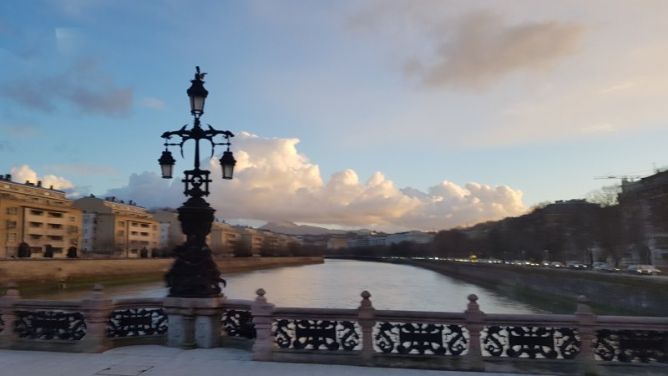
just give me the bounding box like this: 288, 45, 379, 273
329, 257, 668, 316
411, 259, 668, 316
0, 257, 323, 293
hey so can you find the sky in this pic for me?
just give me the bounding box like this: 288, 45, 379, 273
2, 0, 668, 232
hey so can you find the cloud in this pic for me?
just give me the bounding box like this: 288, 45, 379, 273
0, 60, 133, 116
406, 10, 584, 89
141, 97, 165, 110
0, 123, 40, 138
107, 133, 526, 231
10, 165, 74, 190
105, 171, 183, 209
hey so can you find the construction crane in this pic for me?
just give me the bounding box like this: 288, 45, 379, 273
594, 175, 642, 183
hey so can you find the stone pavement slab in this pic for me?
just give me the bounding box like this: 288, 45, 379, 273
0, 345, 547, 376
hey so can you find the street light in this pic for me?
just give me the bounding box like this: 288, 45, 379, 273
159, 66, 236, 298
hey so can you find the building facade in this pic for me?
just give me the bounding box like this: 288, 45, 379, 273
0, 174, 82, 258
618, 171, 668, 268
151, 209, 186, 253
73, 196, 159, 257
210, 221, 241, 258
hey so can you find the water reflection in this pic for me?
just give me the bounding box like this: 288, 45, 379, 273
35, 260, 540, 314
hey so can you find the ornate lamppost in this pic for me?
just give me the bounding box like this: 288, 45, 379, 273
158, 66, 236, 298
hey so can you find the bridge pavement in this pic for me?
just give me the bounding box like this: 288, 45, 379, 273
0, 345, 546, 376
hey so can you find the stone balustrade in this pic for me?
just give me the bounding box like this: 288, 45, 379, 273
0, 284, 666, 375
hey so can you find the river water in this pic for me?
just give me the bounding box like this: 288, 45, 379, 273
35, 259, 540, 314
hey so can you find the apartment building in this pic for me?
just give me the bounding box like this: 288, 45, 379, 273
151, 209, 186, 252
619, 171, 668, 267
0, 174, 82, 258
73, 196, 159, 257
210, 221, 241, 258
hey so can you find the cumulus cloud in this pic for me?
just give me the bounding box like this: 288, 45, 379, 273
106, 133, 526, 231
105, 172, 183, 209
0, 60, 132, 116
10, 165, 74, 190
406, 10, 584, 89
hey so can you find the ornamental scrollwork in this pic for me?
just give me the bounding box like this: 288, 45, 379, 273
15, 310, 87, 340
594, 329, 667, 363
482, 326, 580, 359
273, 319, 360, 351
106, 308, 167, 338
221, 309, 256, 339
374, 322, 468, 355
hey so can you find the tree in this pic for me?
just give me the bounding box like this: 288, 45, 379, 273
586, 185, 621, 207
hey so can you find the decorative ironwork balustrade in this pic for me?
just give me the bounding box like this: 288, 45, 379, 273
222, 309, 255, 339
1, 281, 668, 375
374, 321, 468, 355
274, 319, 361, 351
107, 307, 167, 338
594, 329, 668, 363
481, 325, 580, 359
14, 310, 87, 340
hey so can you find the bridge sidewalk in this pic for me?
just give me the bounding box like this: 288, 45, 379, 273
0, 345, 544, 376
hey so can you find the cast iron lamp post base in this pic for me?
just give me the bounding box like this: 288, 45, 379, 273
165, 197, 225, 298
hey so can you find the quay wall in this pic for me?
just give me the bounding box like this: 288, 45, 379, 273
407, 259, 668, 316
0, 257, 323, 289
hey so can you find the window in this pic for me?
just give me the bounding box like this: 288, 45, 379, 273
48, 212, 63, 218
48, 235, 63, 241
6, 207, 17, 215
7, 233, 16, 242
6, 220, 17, 229
30, 209, 44, 216
29, 222, 43, 228
140, 232, 149, 236
30, 234, 42, 240
48, 223, 63, 229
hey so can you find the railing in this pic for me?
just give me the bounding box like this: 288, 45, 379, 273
1, 284, 666, 375
250, 290, 668, 375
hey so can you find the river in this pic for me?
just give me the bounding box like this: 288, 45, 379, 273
34, 259, 540, 314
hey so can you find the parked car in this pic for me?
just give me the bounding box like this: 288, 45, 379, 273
592, 262, 616, 272
566, 261, 588, 270
626, 264, 661, 275
549, 261, 565, 268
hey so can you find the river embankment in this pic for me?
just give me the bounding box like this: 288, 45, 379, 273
328, 256, 668, 316
0, 257, 323, 295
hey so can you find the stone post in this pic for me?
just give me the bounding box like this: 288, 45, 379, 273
0, 283, 20, 349
575, 295, 598, 376
194, 297, 223, 348
164, 296, 223, 348
464, 294, 485, 371
357, 290, 375, 364
78, 284, 113, 352
251, 288, 274, 361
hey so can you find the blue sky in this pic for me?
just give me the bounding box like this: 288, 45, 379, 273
2, 0, 668, 231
